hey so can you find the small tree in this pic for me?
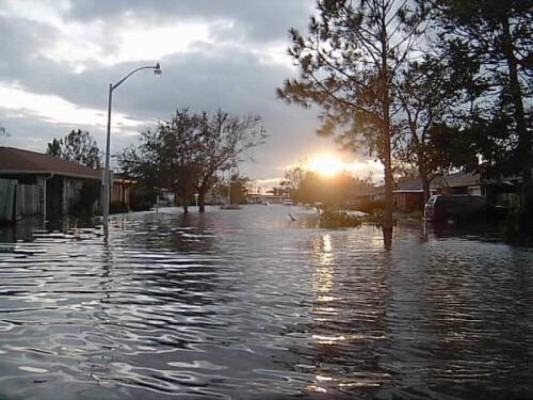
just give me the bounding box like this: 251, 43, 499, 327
225, 174, 251, 204
46, 129, 102, 168
280, 164, 306, 200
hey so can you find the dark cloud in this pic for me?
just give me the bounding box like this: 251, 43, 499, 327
0, 14, 59, 78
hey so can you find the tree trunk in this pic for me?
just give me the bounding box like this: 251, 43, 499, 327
382, 103, 394, 233
198, 190, 206, 213
381, 82, 394, 231
383, 140, 394, 230
418, 161, 431, 204
501, 17, 532, 218
421, 175, 431, 205
380, 6, 394, 233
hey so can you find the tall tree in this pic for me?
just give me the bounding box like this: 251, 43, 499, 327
46, 129, 102, 168
118, 108, 267, 213
430, 0, 532, 212
278, 0, 428, 231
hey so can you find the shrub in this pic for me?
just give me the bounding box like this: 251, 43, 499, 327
319, 210, 363, 228
129, 188, 155, 211
355, 199, 385, 214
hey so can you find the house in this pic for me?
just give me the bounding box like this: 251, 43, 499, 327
0, 147, 102, 222
394, 172, 482, 212
393, 172, 480, 212
351, 172, 484, 213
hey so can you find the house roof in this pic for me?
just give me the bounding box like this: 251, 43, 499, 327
0, 147, 102, 180
396, 178, 424, 191
353, 171, 482, 196
433, 171, 480, 188
395, 171, 481, 193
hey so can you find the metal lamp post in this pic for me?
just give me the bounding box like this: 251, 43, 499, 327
103, 63, 161, 232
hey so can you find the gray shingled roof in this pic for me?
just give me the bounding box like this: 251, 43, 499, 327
356, 172, 481, 196
395, 172, 480, 192
0, 147, 101, 180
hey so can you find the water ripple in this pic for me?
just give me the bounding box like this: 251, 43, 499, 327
0, 206, 532, 399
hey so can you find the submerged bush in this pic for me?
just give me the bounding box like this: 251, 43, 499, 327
319, 210, 363, 228
110, 200, 129, 214
361, 211, 384, 226
355, 199, 385, 214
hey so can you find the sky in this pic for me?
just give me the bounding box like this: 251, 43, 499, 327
0, 0, 383, 191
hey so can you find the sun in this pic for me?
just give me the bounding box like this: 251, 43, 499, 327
306, 154, 344, 177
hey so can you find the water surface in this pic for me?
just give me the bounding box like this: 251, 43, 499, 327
0, 205, 531, 399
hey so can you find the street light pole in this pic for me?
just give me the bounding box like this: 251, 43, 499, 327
103, 63, 161, 232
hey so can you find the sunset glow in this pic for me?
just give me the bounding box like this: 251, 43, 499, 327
305, 154, 346, 177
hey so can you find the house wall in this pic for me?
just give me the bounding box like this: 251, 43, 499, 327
63, 178, 84, 214
394, 192, 425, 213
16, 183, 41, 216
47, 176, 63, 218
111, 181, 133, 208
468, 185, 482, 196
0, 172, 102, 219
46, 176, 98, 217
0, 179, 17, 224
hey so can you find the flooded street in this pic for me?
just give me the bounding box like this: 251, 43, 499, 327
0, 205, 532, 399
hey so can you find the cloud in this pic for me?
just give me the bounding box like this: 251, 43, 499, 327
0, 0, 384, 184
65, 0, 315, 43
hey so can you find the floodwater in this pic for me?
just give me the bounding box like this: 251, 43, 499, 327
0, 205, 531, 400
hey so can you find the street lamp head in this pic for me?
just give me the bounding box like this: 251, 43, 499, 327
154, 63, 162, 76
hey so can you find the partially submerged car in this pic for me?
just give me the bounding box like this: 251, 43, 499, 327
424, 194, 507, 223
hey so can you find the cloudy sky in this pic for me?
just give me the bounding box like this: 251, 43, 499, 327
0, 0, 382, 190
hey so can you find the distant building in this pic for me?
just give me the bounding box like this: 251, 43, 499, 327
246, 193, 284, 204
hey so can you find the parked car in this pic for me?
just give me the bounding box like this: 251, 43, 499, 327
424, 194, 505, 222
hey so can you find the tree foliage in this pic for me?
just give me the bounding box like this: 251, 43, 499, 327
46, 129, 102, 168
394, 56, 476, 200
279, 164, 307, 198
216, 174, 251, 205
283, 166, 372, 208
117, 108, 267, 213
429, 0, 532, 209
